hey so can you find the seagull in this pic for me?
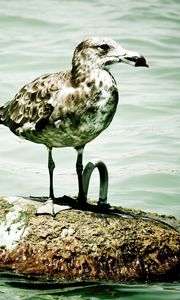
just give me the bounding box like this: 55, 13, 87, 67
0, 37, 148, 214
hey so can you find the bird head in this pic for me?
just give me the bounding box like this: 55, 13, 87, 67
72, 37, 149, 70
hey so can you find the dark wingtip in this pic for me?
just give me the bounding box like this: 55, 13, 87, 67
0, 106, 3, 124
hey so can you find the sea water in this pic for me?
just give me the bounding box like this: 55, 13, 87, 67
0, 0, 179, 299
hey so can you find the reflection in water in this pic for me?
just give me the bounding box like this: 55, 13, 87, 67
1, 273, 180, 300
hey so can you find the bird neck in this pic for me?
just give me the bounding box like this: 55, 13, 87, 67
71, 50, 105, 87
71, 63, 89, 86
71, 60, 109, 88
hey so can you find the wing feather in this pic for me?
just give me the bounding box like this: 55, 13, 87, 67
1, 71, 71, 134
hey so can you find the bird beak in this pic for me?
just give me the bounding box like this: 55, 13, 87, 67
119, 50, 149, 68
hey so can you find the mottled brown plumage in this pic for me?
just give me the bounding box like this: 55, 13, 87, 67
0, 37, 148, 213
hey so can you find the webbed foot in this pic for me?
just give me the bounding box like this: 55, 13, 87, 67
36, 198, 71, 215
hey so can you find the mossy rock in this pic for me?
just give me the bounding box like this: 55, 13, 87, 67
0, 196, 179, 282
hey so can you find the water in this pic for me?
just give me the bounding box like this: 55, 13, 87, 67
0, 276, 180, 300
0, 0, 180, 298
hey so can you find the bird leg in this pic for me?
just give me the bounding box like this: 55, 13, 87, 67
76, 147, 86, 206
36, 148, 71, 215
36, 148, 55, 216
36, 148, 55, 215
48, 148, 55, 199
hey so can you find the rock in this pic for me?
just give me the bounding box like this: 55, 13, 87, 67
0, 196, 179, 282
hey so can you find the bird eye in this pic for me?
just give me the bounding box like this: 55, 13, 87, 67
99, 44, 110, 51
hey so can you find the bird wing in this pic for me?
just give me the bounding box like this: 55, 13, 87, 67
1, 71, 71, 133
